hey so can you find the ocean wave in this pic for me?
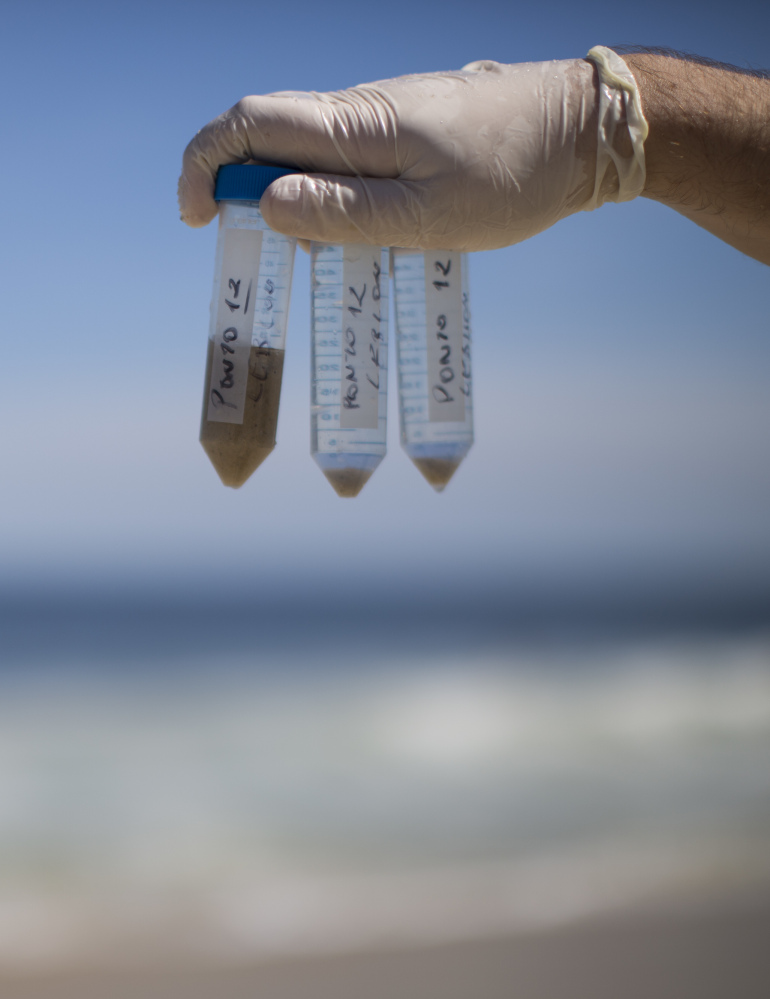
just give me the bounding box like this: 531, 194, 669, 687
0, 635, 768, 972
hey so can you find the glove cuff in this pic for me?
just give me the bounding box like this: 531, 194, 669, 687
585, 45, 649, 208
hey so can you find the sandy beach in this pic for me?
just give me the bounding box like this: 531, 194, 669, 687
2, 887, 768, 999
1, 634, 768, 999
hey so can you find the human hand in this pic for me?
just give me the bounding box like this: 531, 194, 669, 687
178, 49, 645, 252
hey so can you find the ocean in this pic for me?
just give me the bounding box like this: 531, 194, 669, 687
0, 586, 768, 974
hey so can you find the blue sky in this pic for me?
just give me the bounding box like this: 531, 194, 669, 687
0, 0, 768, 604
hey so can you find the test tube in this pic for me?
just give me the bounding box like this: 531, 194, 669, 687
392, 249, 473, 491
310, 243, 389, 497
199, 165, 297, 488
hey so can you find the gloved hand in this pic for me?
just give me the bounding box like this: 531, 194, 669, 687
178, 48, 646, 252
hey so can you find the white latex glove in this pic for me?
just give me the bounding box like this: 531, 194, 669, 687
178, 48, 646, 251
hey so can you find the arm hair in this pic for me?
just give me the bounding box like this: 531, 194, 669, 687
620, 49, 770, 265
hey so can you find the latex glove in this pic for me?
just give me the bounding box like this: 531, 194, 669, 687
178, 48, 646, 251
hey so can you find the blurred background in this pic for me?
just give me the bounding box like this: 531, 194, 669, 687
0, 1, 768, 996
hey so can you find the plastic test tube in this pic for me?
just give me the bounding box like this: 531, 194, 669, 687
199, 165, 297, 488
392, 249, 473, 491
310, 243, 390, 497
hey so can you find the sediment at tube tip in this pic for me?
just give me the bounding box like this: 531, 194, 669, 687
199, 442, 273, 488
323, 467, 374, 498
199, 345, 284, 489
411, 457, 461, 492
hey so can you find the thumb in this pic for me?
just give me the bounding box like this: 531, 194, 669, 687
261, 173, 437, 249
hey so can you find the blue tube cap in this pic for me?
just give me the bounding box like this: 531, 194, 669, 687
215, 164, 299, 202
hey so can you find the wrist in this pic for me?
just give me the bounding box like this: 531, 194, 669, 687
583, 47, 649, 210
623, 52, 770, 263
622, 53, 703, 205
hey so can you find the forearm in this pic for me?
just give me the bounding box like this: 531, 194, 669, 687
624, 52, 770, 265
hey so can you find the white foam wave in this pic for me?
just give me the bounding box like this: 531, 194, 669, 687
0, 635, 768, 973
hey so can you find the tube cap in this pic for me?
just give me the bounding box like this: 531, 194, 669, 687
214, 164, 298, 202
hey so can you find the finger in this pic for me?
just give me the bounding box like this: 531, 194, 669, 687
178, 89, 399, 228
177, 151, 221, 228
179, 95, 329, 227
261, 173, 473, 251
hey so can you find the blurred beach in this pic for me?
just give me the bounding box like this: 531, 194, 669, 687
0, 589, 768, 996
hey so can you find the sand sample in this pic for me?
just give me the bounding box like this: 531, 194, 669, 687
323, 466, 374, 498
411, 457, 461, 492
200, 343, 285, 488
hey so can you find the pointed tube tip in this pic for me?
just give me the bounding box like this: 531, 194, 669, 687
199, 441, 274, 489
412, 457, 461, 491
323, 467, 374, 498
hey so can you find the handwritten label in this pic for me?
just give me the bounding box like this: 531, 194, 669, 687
424, 252, 467, 423
207, 228, 263, 424
461, 286, 472, 405
339, 247, 384, 430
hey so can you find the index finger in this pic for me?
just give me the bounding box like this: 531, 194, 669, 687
177, 89, 399, 227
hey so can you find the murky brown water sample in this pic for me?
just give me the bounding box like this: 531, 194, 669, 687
412, 457, 460, 492
200, 343, 285, 488
323, 467, 374, 498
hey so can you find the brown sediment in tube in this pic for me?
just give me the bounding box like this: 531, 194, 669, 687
323, 467, 373, 498
412, 457, 461, 492
200, 343, 285, 488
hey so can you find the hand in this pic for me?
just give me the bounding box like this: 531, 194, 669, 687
179, 58, 611, 251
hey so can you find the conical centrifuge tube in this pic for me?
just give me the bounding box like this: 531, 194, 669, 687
310, 242, 389, 497
199, 165, 297, 488
392, 249, 473, 491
